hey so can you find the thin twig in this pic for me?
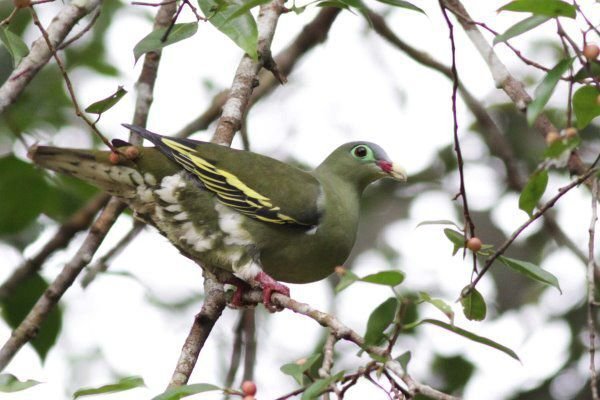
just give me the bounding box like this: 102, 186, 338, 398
80, 221, 145, 288
0, 198, 126, 372
588, 178, 599, 400
318, 331, 338, 400
242, 308, 256, 381
438, 2, 476, 278
462, 167, 599, 299
57, 9, 101, 50
29, 7, 119, 153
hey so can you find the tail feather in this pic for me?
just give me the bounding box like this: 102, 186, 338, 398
28, 144, 141, 200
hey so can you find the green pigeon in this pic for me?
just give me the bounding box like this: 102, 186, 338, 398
29, 124, 406, 307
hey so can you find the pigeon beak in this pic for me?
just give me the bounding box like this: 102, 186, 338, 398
377, 160, 407, 182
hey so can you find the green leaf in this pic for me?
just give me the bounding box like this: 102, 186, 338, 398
280, 354, 321, 385
444, 228, 465, 256
418, 292, 454, 323
573, 86, 600, 129
198, 0, 258, 59
493, 15, 550, 44
0, 155, 51, 235
374, 0, 425, 14
499, 256, 561, 293
574, 61, 600, 82
543, 136, 580, 159
460, 288, 487, 321
518, 170, 548, 217
416, 219, 461, 230
133, 22, 198, 62
361, 271, 405, 287
223, 0, 271, 23
301, 371, 344, 400
339, 0, 365, 9
151, 383, 221, 400
316, 0, 350, 9
0, 273, 62, 361
85, 86, 128, 115
526, 58, 574, 125
498, 0, 576, 18
0, 374, 41, 393
73, 376, 145, 398
408, 319, 520, 361
335, 270, 359, 293
364, 297, 398, 345
395, 351, 411, 373
0, 27, 29, 67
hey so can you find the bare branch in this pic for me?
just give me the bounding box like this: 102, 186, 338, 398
57, 9, 101, 50
211, 0, 286, 146
0, 193, 110, 300
167, 272, 227, 388
588, 178, 599, 400
0, 0, 102, 114
0, 198, 126, 372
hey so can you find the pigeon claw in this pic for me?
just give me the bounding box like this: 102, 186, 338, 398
226, 277, 252, 308
255, 271, 290, 311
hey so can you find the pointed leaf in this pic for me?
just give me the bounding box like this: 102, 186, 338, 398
494, 15, 550, 44
335, 270, 359, 293
301, 371, 344, 400
499, 256, 561, 292
498, 0, 576, 18
364, 297, 398, 345
133, 22, 198, 62
316, 0, 350, 9
223, 0, 271, 23
198, 0, 258, 59
361, 271, 405, 287
460, 288, 487, 321
0, 374, 41, 393
0, 27, 29, 67
526, 58, 574, 125
574, 61, 600, 82
573, 86, 600, 129
519, 170, 548, 217
374, 0, 424, 14
280, 354, 321, 385
409, 319, 520, 361
395, 351, 411, 373
444, 228, 465, 256
151, 383, 221, 400
85, 86, 127, 115
418, 292, 454, 323
73, 376, 145, 398
0, 273, 62, 361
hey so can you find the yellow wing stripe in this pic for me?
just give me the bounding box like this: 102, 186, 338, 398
160, 138, 306, 225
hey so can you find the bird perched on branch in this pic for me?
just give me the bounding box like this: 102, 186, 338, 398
29, 124, 407, 308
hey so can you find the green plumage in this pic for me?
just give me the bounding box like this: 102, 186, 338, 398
29, 125, 406, 294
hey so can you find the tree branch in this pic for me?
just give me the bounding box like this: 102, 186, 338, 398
588, 178, 599, 400
211, 0, 286, 146
0, 198, 126, 372
0, 0, 102, 114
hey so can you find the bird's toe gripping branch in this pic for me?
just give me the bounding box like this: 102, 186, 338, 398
227, 272, 290, 311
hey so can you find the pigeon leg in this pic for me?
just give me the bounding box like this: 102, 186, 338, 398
255, 271, 290, 310
226, 277, 252, 307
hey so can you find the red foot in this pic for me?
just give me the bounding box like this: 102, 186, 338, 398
255, 271, 290, 309
227, 277, 251, 307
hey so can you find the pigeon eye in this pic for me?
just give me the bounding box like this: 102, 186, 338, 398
354, 146, 368, 158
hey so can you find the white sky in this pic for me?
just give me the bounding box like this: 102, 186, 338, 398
2, 0, 600, 399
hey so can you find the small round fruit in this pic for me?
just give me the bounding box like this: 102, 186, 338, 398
467, 237, 482, 252
564, 127, 578, 139
243, 396, 255, 400
241, 381, 257, 396
545, 131, 561, 145
125, 146, 140, 160
108, 152, 120, 165
583, 44, 600, 61
334, 266, 346, 276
